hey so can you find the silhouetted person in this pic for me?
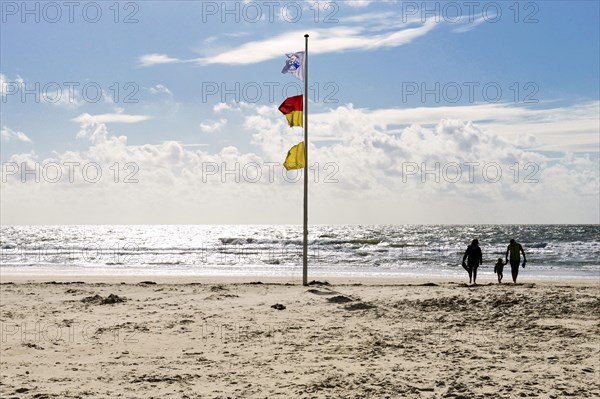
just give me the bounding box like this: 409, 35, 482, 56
494, 258, 506, 284
505, 239, 527, 283
462, 239, 482, 284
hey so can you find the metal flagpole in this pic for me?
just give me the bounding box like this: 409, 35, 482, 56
302, 34, 309, 286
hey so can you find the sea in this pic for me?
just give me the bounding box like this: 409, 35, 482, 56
0, 225, 598, 280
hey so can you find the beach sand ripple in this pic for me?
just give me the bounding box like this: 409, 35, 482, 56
1, 277, 598, 398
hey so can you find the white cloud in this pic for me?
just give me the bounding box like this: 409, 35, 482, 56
0, 73, 8, 96
2, 101, 598, 224
224, 32, 250, 38
201, 22, 437, 65
138, 53, 183, 67
200, 118, 227, 133
138, 17, 437, 67
213, 102, 233, 113
0, 73, 23, 97
0, 73, 81, 107
149, 84, 173, 96
72, 113, 151, 125
344, 0, 375, 8
342, 11, 406, 24
453, 14, 492, 33
44, 85, 82, 108
488, 119, 599, 152
1, 126, 33, 143
236, 100, 598, 220
309, 101, 600, 152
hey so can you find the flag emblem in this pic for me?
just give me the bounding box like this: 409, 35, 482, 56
281, 51, 305, 81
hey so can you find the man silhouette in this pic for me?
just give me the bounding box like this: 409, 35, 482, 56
505, 239, 527, 284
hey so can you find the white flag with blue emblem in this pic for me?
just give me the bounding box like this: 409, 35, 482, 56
281, 51, 305, 81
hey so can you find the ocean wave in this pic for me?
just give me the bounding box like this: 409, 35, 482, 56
219, 237, 255, 245
2, 225, 599, 275
315, 238, 383, 246
528, 242, 549, 248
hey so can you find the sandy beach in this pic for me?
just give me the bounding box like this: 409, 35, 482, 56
1, 275, 598, 398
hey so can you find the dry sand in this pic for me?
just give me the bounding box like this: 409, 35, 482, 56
1, 275, 598, 398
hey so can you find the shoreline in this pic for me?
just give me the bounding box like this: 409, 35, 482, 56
2, 272, 598, 287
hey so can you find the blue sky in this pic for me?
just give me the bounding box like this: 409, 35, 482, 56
1, 1, 599, 224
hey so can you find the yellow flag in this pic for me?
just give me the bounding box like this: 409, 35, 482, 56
283, 141, 305, 170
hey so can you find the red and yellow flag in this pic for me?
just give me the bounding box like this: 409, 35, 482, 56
278, 95, 303, 127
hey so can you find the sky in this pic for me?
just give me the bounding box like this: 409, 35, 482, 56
0, 0, 599, 224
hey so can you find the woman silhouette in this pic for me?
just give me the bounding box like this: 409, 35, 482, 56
462, 239, 483, 284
